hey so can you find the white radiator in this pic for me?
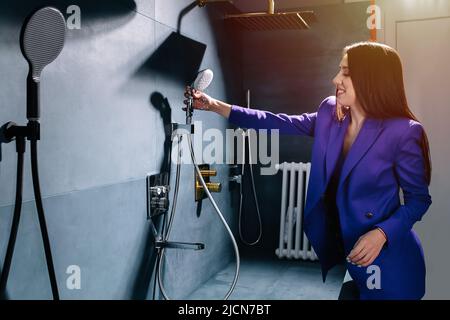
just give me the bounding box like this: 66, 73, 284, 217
275, 162, 318, 261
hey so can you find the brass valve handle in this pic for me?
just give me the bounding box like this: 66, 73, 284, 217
196, 181, 222, 192
195, 164, 222, 201
199, 169, 217, 177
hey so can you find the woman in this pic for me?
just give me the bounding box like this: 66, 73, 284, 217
184, 41, 432, 300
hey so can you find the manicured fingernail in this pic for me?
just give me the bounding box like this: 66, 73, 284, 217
357, 265, 362, 268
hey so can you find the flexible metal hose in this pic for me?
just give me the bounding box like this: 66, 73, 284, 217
156, 136, 182, 300
238, 130, 262, 246
157, 133, 240, 300
0, 143, 24, 298
31, 140, 59, 300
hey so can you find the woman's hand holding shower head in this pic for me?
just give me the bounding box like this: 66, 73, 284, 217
183, 86, 215, 111
183, 87, 232, 119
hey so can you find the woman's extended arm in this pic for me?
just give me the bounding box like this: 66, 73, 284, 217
227, 104, 317, 136
185, 87, 319, 137
209, 99, 232, 118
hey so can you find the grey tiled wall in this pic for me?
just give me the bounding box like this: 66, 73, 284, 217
0, 0, 242, 299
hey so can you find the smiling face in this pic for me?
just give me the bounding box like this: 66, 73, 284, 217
333, 54, 357, 107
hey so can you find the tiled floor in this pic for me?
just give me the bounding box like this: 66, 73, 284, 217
188, 257, 346, 300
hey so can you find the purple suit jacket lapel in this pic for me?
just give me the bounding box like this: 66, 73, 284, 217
324, 114, 384, 190
325, 114, 349, 184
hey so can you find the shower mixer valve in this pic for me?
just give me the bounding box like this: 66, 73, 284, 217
147, 173, 170, 219
146, 173, 205, 251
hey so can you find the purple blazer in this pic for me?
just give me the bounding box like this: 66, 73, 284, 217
229, 96, 432, 300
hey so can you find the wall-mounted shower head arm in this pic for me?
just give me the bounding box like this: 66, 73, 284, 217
221, 0, 315, 31
197, 0, 233, 8
268, 0, 275, 14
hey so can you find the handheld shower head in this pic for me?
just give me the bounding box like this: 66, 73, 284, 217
186, 69, 214, 124
192, 69, 214, 91
20, 7, 66, 120
0, 7, 65, 300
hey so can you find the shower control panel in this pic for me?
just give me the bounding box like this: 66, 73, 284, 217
195, 164, 222, 201
146, 172, 170, 219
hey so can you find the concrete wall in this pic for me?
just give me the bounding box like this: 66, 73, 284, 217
238, 2, 371, 256
0, 0, 243, 299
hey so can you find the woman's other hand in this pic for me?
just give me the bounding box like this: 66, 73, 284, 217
347, 228, 387, 267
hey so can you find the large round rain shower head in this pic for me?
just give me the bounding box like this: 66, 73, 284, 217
20, 7, 66, 120
225, 11, 313, 31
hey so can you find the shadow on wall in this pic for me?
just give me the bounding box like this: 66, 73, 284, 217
132, 0, 242, 100
130, 221, 159, 299
133, 1, 207, 86
130, 91, 173, 300
150, 92, 172, 176
130, 89, 209, 300
130, 83, 211, 298
128, 3, 211, 299
0, 0, 137, 38
134, 31, 207, 87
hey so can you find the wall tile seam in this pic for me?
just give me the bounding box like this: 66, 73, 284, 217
130, 5, 201, 36
0, 176, 148, 209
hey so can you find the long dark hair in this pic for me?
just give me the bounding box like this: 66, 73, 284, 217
336, 41, 432, 185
